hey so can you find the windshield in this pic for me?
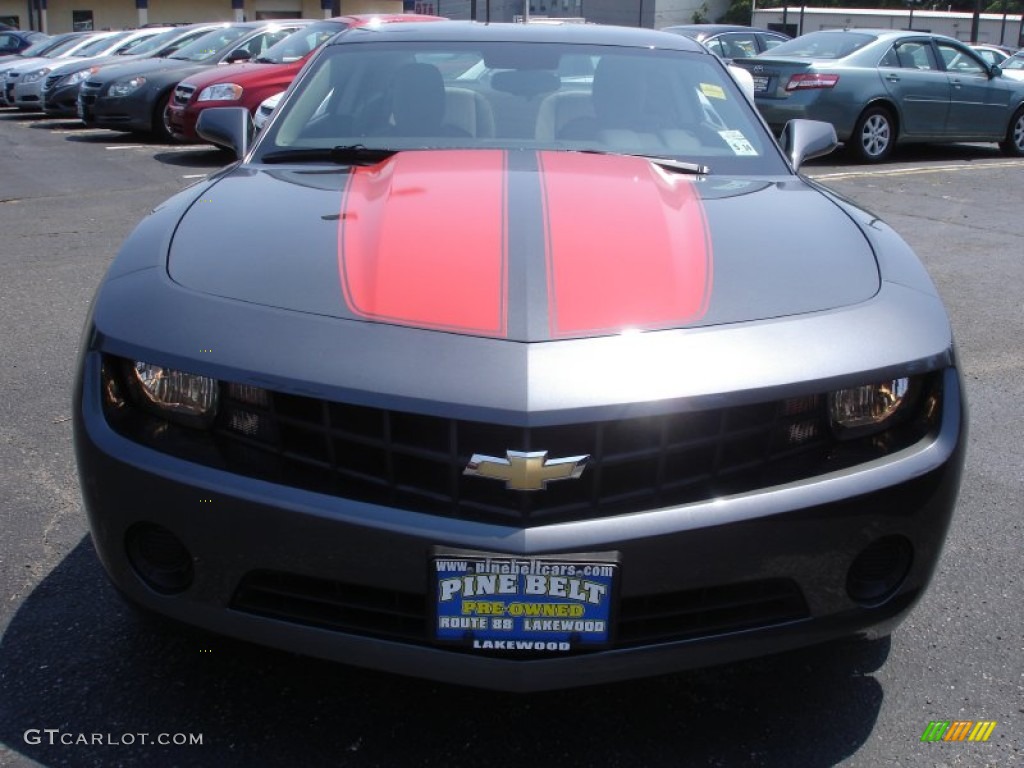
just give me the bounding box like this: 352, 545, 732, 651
43, 35, 91, 57
763, 31, 877, 59
22, 37, 60, 57
259, 40, 787, 176
119, 27, 180, 56
73, 32, 129, 57
258, 20, 347, 64
170, 26, 248, 62
115, 29, 167, 55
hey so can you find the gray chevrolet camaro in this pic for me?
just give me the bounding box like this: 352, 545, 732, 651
74, 20, 966, 692
736, 29, 1024, 162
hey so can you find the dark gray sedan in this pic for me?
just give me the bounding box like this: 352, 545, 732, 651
735, 29, 1024, 161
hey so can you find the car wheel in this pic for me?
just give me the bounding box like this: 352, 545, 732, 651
849, 106, 895, 163
150, 90, 175, 143
999, 105, 1024, 157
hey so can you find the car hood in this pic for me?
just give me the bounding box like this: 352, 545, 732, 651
179, 59, 297, 91
88, 56, 202, 84
168, 150, 879, 342
49, 52, 144, 76
3, 56, 54, 74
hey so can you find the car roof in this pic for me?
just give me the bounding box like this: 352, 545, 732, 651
325, 19, 706, 52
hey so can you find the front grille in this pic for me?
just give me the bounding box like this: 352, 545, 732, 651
173, 83, 194, 106
103, 358, 941, 526
210, 387, 832, 524
79, 82, 101, 106
231, 570, 808, 651
617, 579, 808, 644
233, 571, 425, 642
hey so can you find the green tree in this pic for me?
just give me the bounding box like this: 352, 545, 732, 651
719, 0, 752, 25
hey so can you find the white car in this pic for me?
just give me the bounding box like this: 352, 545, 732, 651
253, 90, 283, 131
9, 29, 170, 111
970, 43, 1017, 67
1001, 52, 1024, 81
2, 31, 121, 109
0, 31, 102, 106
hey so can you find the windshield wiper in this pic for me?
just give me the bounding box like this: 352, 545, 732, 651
577, 149, 709, 175
260, 145, 398, 166
252, 55, 275, 64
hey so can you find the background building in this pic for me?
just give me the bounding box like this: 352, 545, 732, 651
0, 0, 400, 33
1, 0, 727, 32
753, 6, 1023, 47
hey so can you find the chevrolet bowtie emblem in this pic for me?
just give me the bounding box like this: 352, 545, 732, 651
464, 450, 590, 492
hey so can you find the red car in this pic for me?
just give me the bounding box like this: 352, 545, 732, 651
166, 14, 438, 143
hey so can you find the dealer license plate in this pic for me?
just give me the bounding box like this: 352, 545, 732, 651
753, 75, 770, 93
433, 551, 617, 652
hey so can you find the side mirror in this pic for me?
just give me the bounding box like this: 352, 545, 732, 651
196, 106, 254, 160
989, 64, 1002, 79
224, 49, 252, 64
780, 118, 838, 171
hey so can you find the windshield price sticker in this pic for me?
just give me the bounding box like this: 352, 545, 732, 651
433, 555, 616, 652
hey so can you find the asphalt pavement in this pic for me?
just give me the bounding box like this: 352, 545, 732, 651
0, 111, 1021, 768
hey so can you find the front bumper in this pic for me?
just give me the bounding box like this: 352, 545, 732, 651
164, 100, 200, 142
42, 81, 86, 117
12, 78, 43, 110
77, 82, 154, 132
75, 343, 966, 691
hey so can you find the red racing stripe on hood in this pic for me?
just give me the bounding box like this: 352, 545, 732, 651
538, 151, 713, 337
338, 150, 508, 336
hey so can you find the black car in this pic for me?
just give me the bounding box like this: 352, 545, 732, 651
77, 20, 309, 140
661, 23, 789, 59
75, 21, 965, 692
0, 29, 47, 60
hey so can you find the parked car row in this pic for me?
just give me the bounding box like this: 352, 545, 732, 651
40, 23, 224, 118
1, 15, 436, 147
734, 29, 1024, 162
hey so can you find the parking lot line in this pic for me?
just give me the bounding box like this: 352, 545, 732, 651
809, 159, 1024, 181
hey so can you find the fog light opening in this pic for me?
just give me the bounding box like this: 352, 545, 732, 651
846, 536, 913, 606
125, 523, 194, 595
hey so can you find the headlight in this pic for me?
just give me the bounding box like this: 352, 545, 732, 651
125, 361, 219, 428
109, 76, 146, 97
829, 377, 919, 438
64, 68, 94, 87
22, 68, 50, 83
197, 83, 243, 102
